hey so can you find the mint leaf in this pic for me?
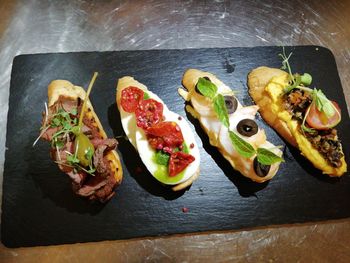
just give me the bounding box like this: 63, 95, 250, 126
196, 77, 217, 99
213, 94, 230, 128
228, 131, 255, 158
154, 150, 170, 166
257, 148, 284, 165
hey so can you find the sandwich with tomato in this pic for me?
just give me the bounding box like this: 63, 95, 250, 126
247, 48, 347, 176
116, 77, 200, 191
34, 73, 123, 202
179, 69, 284, 183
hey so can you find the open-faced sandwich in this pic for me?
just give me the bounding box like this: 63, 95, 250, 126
248, 48, 347, 176
116, 77, 200, 191
34, 73, 123, 202
179, 69, 283, 183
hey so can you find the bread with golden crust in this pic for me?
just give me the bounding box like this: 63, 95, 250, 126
48, 80, 123, 188
116, 76, 200, 191
180, 69, 283, 183
247, 67, 347, 176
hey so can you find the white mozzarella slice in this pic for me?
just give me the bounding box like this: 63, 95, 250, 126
136, 110, 200, 185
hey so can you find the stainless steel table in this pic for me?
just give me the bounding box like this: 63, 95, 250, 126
1, 0, 349, 262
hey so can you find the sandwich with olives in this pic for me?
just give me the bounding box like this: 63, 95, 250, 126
116, 76, 200, 191
179, 69, 283, 182
34, 73, 123, 202
247, 48, 347, 176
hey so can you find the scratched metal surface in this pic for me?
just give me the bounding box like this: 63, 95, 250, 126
0, 0, 349, 262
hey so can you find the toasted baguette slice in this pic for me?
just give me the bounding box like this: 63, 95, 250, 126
248, 67, 347, 176
46, 80, 123, 201
116, 76, 200, 191
180, 69, 283, 183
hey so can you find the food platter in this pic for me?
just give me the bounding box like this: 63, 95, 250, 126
2, 46, 350, 248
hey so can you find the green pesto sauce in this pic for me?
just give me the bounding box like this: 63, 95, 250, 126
152, 142, 189, 184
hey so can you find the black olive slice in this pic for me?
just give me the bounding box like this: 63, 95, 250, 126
224, 95, 238, 114
253, 157, 271, 177
236, 119, 258, 137
195, 76, 211, 95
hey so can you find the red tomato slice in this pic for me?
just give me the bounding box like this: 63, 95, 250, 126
169, 152, 195, 176
146, 121, 184, 151
121, 86, 144, 113
306, 101, 341, 130
135, 99, 163, 129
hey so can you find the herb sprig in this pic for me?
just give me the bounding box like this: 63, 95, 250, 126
196, 77, 284, 165
279, 47, 341, 133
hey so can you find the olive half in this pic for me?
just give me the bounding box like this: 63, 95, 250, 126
195, 76, 211, 95
224, 95, 238, 114
253, 157, 271, 177
236, 119, 258, 137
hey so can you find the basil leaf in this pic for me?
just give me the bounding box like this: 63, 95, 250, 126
257, 148, 284, 165
196, 77, 217, 99
213, 94, 230, 128
154, 150, 170, 166
143, 92, 150, 100
228, 131, 255, 158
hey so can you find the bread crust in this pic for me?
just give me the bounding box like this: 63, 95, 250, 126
247, 67, 347, 176
116, 77, 200, 191
48, 80, 123, 184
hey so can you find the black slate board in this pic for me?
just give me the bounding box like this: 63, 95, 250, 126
2, 46, 350, 248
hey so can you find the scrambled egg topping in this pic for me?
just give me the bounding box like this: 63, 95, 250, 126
265, 74, 347, 176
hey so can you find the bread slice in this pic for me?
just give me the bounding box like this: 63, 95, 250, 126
116, 77, 200, 191
180, 69, 283, 183
47, 80, 123, 195
247, 67, 347, 176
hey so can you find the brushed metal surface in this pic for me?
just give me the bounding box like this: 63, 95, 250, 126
0, 0, 349, 261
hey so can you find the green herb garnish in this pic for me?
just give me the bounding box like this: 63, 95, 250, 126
313, 89, 335, 118
143, 92, 150, 100
154, 150, 170, 166
228, 131, 256, 158
257, 148, 284, 165
196, 77, 217, 99
213, 94, 230, 128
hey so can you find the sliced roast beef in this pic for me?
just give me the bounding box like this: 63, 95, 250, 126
93, 138, 118, 176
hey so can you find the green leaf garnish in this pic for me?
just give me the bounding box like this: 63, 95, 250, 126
257, 148, 284, 165
85, 147, 94, 162
196, 77, 218, 99
213, 94, 230, 128
143, 92, 150, 100
67, 154, 80, 165
278, 47, 294, 81
284, 74, 301, 93
301, 73, 312, 86
312, 89, 335, 117
228, 131, 256, 158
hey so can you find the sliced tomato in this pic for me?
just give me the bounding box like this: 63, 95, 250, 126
306, 101, 341, 130
146, 121, 184, 151
135, 99, 163, 129
169, 151, 195, 176
121, 86, 144, 113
